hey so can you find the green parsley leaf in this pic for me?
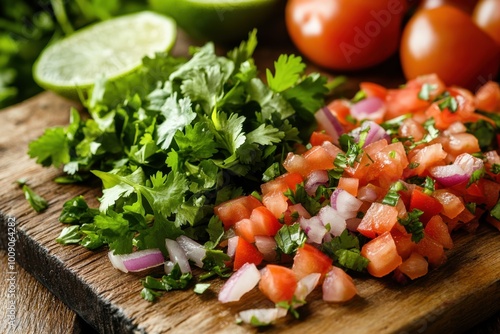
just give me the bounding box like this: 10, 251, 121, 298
59, 196, 99, 224
56, 225, 82, 245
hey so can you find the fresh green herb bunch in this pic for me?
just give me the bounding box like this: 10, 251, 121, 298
29, 31, 330, 256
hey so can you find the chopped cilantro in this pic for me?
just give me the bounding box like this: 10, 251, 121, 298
382, 181, 406, 207
492, 164, 500, 174
398, 209, 425, 243
141, 263, 193, 301
418, 83, 437, 101
193, 283, 210, 294
437, 95, 458, 113
275, 223, 307, 255
321, 230, 369, 272
468, 168, 485, 187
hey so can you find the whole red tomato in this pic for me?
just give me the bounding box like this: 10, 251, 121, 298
285, 0, 408, 71
418, 0, 479, 13
400, 5, 500, 90
473, 0, 500, 46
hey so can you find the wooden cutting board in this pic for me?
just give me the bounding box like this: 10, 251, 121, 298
1, 29, 500, 334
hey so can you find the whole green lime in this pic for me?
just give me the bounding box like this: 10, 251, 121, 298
149, 0, 281, 43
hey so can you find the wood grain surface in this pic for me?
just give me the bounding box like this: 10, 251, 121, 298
1, 29, 500, 334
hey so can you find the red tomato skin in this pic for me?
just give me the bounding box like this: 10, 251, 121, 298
285, 0, 407, 70
361, 231, 403, 277
292, 244, 333, 281
214, 196, 262, 229
400, 5, 500, 90
391, 229, 416, 260
473, 0, 500, 46
415, 235, 446, 267
303, 145, 336, 171
409, 188, 444, 224
259, 265, 298, 303
233, 237, 264, 271
261, 172, 303, 196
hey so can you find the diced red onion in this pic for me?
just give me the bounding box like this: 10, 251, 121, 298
315, 107, 344, 144
350, 96, 386, 121
318, 205, 346, 237
454, 153, 484, 174
429, 164, 469, 187
294, 273, 321, 301
349, 120, 389, 148
164, 260, 175, 274
108, 248, 164, 273
330, 189, 363, 218
254, 236, 277, 262
227, 236, 238, 259
218, 262, 261, 303
176, 235, 206, 268
165, 238, 191, 274
237, 307, 287, 325
299, 216, 327, 244
305, 170, 329, 196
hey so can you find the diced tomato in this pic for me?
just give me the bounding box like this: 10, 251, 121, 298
322, 267, 358, 303
386, 86, 431, 120
310, 131, 335, 146
486, 216, 500, 231
360, 82, 388, 100
391, 228, 415, 260
475, 81, 500, 112
478, 178, 500, 209
361, 231, 402, 277
303, 145, 335, 172
409, 188, 443, 224
283, 152, 312, 177
232, 236, 264, 271
398, 118, 425, 142
262, 191, 289, 219
259, 264, 297, 303
292, 244, 333, 281
321, 141, 343, 160
214, 195, 262, 229
357, 202, 398, 239
432, 189, 465, 219
414, 235, 446, 268
261, 172, 303, 196
406, 143, 447, 177
234, 206, 282, 243
338, 177, 359, 197
398, 252, 428, 280
325, 99, 353, 128
424, 215, 454, 249
282, 203, 311, 225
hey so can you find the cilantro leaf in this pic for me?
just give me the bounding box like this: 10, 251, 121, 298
56, 225, 82, 245
28, 127, 70, 167
156, 93, 196, 150
21, 184, 48, 213
266, 54, 306, 93
275, 223, 307, 255
321, 230, 369, 272
59, 195, 99, 224
398, 209, 425, 243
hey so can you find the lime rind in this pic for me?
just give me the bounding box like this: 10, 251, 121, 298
33, 11, 176, 99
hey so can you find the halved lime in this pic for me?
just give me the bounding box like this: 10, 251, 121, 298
33, 11, 176, 99
150, 0, 280, 43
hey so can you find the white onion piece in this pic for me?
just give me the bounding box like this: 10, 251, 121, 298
305, 170, 329, 196
237, 307, 287, 325
429, 164, 469, 187
294, 273, 321, 301
333, 189, 363, 219
176, 235, 206, 268
315, 107, 343, 144
108, 248, 165, 273
350, 97, 385, 121
318, 205, 346, 237
254, 236, 277, 262
227, 236, 239, 259
218, 262, 261, 303
299, 216, 327, 244
165, 238, 191, 274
